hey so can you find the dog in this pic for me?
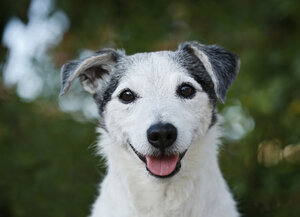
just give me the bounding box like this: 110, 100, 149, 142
60, 41, 240, 217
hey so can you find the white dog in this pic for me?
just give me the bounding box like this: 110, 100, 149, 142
60, 41, 240, 217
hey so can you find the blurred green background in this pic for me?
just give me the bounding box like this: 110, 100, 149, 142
0, 0, 299, 216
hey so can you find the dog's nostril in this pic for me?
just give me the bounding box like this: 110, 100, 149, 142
149, 133, 159, 142
166, 134, 173, 140
147, 123, 177, 149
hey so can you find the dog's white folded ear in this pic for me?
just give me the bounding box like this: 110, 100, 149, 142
60, 49, 123, 96
179, 41, 240, 103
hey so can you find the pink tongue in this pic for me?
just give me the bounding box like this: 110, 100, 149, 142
146, 155, 179, 176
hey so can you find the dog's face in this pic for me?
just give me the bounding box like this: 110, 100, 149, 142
60, 42, 239, 178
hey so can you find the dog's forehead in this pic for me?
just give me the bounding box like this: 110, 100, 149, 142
123, 51, 187, 84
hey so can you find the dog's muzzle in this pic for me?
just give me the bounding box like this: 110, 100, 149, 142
129, 122, 186, 178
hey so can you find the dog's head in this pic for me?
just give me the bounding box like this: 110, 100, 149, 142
60, 41, 239, 178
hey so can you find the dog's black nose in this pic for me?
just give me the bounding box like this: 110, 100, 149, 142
147, 123, 177, 149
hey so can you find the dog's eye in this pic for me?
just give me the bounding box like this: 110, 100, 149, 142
177, 84, 196, 99
119, 89, 136, 103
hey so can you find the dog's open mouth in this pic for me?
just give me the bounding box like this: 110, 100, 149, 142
129, 144, 186, 178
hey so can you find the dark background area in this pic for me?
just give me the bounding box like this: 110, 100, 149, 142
0, 0, 299, 216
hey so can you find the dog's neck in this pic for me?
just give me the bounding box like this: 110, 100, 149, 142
93, 124, 238, 217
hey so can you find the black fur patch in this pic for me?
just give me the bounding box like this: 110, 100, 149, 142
179, 42, 239, 103
93, 74, 121, 114
92, 57, 128, 115
197, 44, 239, 103
174, 46, 218, 127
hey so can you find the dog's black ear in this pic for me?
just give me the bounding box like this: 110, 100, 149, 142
60, 49, 123, 96
179, 41, 240, 103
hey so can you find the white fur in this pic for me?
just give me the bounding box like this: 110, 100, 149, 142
87, 52, 238, 217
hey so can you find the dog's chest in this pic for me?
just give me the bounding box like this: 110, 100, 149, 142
123, 176, 201, 217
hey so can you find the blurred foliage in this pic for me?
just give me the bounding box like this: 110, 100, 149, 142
0, 88, 103, 217
0, 0, 300, 217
